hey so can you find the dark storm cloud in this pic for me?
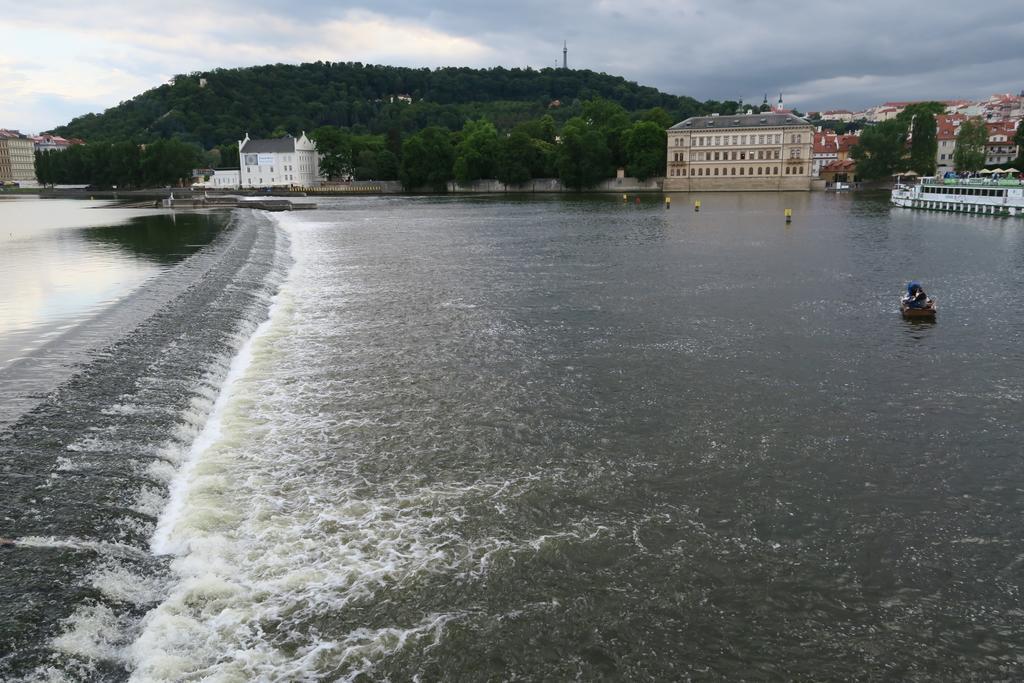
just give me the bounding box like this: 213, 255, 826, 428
5, 0, 1022, 130
236, 0, 1024, 109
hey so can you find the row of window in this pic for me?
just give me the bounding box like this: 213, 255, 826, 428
247, 174, 301, 184
668, 165, 806, 177
676, 133, 804, 147
673, 148, 807, 162
922, 187, 1007, 197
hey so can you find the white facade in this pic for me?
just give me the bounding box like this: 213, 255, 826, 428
238, 132, 321, 188
210, 169, 240, 189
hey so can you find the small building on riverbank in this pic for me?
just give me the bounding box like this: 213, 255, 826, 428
0, 129, 37, 185
238, 132, 320, 189
664, 113, 814, 191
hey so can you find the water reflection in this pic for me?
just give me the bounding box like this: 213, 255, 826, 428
0, 198, 227, 363
82, 212, 224, 263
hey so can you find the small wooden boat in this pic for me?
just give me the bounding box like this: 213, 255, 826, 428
900, 298, 937, 319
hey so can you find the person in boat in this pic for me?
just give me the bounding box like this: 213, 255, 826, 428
904, 281, 930, 309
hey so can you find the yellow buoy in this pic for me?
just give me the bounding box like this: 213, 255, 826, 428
785, 208, 793, 223
665, 196, 671, 209
694, 200, 701, 212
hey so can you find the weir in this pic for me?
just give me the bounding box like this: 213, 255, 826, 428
0, 211, 289, 679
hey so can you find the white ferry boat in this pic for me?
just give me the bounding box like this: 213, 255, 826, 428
891, 176, 1024, 217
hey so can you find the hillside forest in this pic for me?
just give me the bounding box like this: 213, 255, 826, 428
37, 62, 751, 190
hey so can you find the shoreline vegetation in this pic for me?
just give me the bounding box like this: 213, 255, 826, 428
33, 62, 761, 193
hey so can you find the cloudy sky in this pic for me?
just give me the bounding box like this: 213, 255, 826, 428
2, 0, 1022, 132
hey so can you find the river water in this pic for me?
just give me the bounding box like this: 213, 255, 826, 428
1, 193, 1023, 680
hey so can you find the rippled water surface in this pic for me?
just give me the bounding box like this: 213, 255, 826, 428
2, 193, 1024, 680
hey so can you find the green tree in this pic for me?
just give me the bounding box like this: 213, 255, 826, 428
34, 150, 54, 186
556, 117, 612, 190
897, 102, 945, 176
110, 141, 142, 188
850, 120, 908, 180
311, 126, 351, 180
375, 150, 400, 180
637, 107, 674, 130
514, 114, 556, 144
494, 131, 535, 185
622, 121, 666, 180
453, 118, 499, 183
953, 119, 988, 172
215, 143, 239, 169
141, 139, 202, 186
400, 126, 454, 191
582, 97, 630, 167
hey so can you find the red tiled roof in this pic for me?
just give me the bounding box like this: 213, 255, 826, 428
821, 159, 856, 173
813, 132, 838, 154
837, 134, 859, 152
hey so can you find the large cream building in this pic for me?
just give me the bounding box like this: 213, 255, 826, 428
664, 113, 814, 191
0, 129, 37, 184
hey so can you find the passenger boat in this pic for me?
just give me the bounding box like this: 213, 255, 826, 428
900, 298, 937, 319
891, 175, 1024, 217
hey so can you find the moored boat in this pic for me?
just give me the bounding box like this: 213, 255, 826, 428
892, 175, 1024, 217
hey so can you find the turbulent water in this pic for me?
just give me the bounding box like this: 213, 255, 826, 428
2, 194, 1024, 680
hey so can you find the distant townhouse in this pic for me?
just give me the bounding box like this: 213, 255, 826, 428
665, 112, 815, 191
935, 114, 965, 175
865, 100, 968, 122
238, 132, 320, 189
208, 169, 241, 189
820, 109, 856, 123
980, 92, 1024, 122
819, 159, 857, 184
836, 134, 859, 161
812, 131, 861, 177
31, 134, 83, 153
0, 129, 37, 184
985, 120, 1019, 167
812, 131, 838, 177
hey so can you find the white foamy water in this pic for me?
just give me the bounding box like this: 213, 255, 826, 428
127, 215, 502, 681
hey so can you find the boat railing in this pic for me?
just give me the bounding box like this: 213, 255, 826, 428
931, 177, 1024, 187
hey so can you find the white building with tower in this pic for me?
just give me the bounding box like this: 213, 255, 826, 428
238, 132, 321, 189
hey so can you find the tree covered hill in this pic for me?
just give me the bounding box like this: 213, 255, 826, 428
50, 62, 724, 148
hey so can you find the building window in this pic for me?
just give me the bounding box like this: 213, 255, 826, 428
731, 135, 738, 145
749, 167, 754, 175
774, 150, 780, 159
739, 167, 744, 175
758, 135, 765, 144
690, 168, 695, 176
774, 167, 779, 174
714, 168, 719, 176
740, 151, 746, 160
714, 136, 721, 145
731, 167, 736, 175
757, 167, 763, 175
757, 151, 764, 160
